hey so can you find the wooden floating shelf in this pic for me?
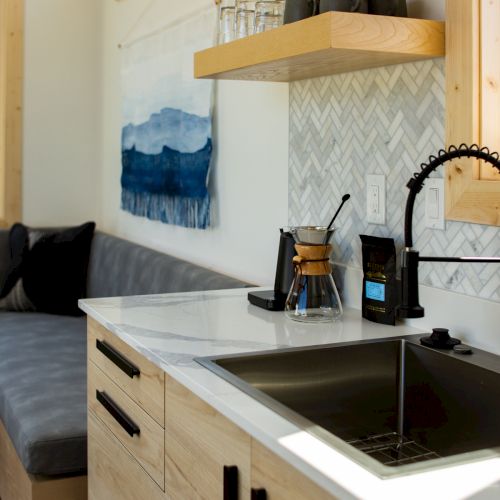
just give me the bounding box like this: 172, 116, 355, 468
194, 12, 445, 82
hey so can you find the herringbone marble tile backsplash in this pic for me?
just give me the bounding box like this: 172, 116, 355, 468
289, 59, 500, 302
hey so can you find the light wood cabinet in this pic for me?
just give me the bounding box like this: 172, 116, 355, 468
164, 373, 251, 500
251, 440, 335, 500
88, 317, 165, 427
88, 361, 165, 489
87, 322, 337, 500
445, 0, 500, 225
87, 319, 166, 498
88, 413, 164, 500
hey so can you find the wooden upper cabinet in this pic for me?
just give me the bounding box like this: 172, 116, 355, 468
446, 0, 500, 225
0, 0, 23, 227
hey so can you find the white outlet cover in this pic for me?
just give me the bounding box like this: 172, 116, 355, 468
425, 178, 445, 230
366, 174, 385, 225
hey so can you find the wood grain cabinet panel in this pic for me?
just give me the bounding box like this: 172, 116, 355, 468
87, 321, 338, 499
88, 413, 164, 500
164, 374, 251, 500
88, 361, 165, 489
88, 317, 165, 427
251, 440, 336, 500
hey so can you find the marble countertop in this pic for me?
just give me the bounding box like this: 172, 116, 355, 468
80, 288, 500, 500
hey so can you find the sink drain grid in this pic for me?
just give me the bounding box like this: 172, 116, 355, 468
347, 432, 441, 466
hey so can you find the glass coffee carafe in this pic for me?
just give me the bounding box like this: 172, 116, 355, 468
284, 226, 343, 323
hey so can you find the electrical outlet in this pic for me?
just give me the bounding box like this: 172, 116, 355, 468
425, 178, 445, 230
366, 174, 385, 225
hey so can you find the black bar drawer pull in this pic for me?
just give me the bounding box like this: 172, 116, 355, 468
251, 488, 267, 500
96, 339, 140, 378
223, 465, 238, 500
96, 390, 140, 437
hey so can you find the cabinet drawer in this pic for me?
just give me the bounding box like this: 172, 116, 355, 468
88, 317, 164, 427
88, 412, 164, 500
164, 374, 251, 500
88, 360, 164, 489
251, 440, 335, 500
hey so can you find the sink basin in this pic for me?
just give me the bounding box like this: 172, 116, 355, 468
196, 337, 500, 477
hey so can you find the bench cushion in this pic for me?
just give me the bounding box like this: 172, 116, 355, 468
0, 312, 86, 476
87, 232, 249, 298
0, 230, 249, 477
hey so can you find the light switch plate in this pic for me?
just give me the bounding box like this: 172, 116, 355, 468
425, 178, 445, 230
366, 174, 385, 225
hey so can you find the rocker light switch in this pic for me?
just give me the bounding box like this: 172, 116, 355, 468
425, 178, 445, 230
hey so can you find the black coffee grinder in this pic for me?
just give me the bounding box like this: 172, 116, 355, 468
247, 229, 297, 311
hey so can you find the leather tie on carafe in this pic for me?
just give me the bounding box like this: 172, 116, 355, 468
292, 244, 332, 276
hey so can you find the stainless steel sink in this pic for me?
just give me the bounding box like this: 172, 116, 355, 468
196, 337, 500, 477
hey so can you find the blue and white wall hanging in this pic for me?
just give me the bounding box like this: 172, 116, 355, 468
120, 7, 216, 229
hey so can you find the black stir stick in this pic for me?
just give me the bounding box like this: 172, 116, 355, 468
323, 194, 351, 243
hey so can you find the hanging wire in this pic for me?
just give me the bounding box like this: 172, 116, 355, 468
118, 0, 216, 49
117, 0, 157, 49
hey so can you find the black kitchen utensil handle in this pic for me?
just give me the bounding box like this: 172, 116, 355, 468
96, 339, 140, 378
251, 488, 267, 500
223, 465, 238, 500
96, 390, 140, 437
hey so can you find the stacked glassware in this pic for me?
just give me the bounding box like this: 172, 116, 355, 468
218, 0, 285, 44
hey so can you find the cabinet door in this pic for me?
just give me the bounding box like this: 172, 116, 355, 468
446, 0, 500, 225
88, 317, 165, 427
88, 361, 165, 489
88, 412, 165, 500
251, 440, 335, 500
164, 374, 251, 499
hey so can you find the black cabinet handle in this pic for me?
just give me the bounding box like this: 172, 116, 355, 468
251, 488, 267, 500
96, 339, 140, 378
96, 390, 140, 437
223, 465, 238, 500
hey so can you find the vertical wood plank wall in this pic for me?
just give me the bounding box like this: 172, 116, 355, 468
480, 0, 500, 180
0, 0, 23, 227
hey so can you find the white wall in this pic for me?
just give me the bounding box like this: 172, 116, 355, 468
23, 0, 102, 226
100, 0, 289, 285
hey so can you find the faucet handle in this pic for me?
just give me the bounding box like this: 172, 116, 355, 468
397, 249, 424, 319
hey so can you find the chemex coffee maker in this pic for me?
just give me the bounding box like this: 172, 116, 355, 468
248, 195, 350, 323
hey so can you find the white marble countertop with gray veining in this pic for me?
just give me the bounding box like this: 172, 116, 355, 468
80, 288, 500, 500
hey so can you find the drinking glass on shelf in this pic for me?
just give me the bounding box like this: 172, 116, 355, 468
255, 13, 282, 32
255, 0, 285, 17
254, 1, 284, 33
235, 8, 256, 38
235, 0, 256, 13
219, 6, 236, 44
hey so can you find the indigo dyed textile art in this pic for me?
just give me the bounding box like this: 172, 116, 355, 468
120, 8, 216, 229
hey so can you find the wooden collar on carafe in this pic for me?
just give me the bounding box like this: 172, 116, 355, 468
293, 244, 332, 276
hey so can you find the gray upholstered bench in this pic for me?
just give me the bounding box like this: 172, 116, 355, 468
0, 230, 248, 500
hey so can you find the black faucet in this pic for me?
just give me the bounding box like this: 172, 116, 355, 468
397, 144, 500, 333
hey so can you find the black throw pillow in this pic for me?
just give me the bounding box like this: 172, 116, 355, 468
22, 222, 96, 316
0, 223, 29, 298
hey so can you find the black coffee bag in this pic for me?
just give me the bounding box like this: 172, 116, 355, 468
360, 235, 396, 326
